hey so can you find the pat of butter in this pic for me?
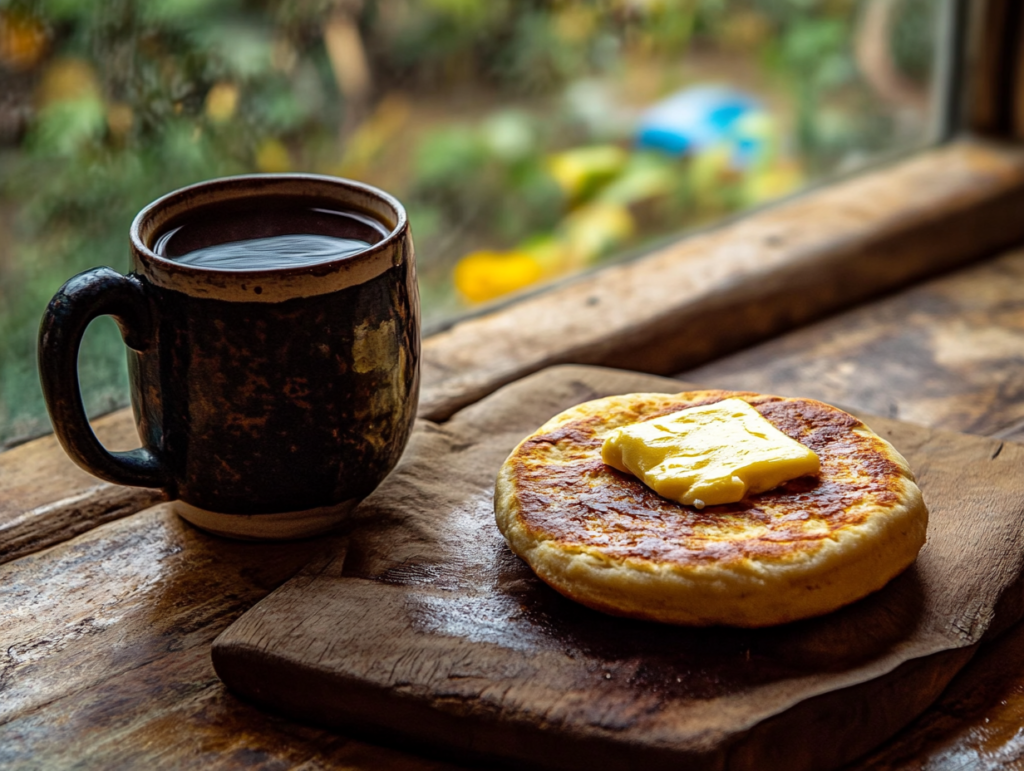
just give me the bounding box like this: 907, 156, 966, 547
601, 398, 819, 508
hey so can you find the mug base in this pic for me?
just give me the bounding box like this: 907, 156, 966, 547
172, 499, 358, 540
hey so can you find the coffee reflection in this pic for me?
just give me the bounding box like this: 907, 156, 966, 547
153, 202, 387, 272
162, 233, 372, 271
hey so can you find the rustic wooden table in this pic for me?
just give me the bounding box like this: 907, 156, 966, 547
5, 243, 1024, 769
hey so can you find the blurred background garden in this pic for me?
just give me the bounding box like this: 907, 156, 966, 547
0, 0, 940, 447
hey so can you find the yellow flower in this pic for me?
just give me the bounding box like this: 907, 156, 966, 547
454, 250, 544, 304
562, 202, 635, 264
36, 58, 99, 106
742, 161, 804, 206
547, 145, 628, 201
205, 82, 239, 123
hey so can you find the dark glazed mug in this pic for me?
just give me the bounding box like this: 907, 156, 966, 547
38, 174, 419, 539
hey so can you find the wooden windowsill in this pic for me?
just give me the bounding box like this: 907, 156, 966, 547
6, 137, 1024, 563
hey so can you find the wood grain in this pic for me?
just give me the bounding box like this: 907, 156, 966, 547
684, 245, 1024, 444
8, 139, 1024, 565
849, 608, 1024, 770
0, 411, 164, 565
0, 503, 462, 770
213, 365, 1024, 771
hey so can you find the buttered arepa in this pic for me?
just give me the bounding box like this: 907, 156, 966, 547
494, 390, 928, 627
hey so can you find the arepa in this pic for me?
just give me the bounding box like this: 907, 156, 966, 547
494, 390, 928, 627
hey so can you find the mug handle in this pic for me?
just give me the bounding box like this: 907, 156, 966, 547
38, 267, 168, 489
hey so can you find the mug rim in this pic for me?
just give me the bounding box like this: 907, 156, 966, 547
129, 173, 410, 303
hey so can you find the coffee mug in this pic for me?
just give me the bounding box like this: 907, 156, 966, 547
38, 174, 420, 539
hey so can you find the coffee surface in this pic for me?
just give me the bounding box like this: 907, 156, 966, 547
167, 234, 372, 271
154, 202, 387, 271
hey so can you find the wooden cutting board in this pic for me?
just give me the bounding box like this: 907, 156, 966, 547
213, 365, 1024, 771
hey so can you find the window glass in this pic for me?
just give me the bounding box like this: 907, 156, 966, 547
1, 0, 943, 446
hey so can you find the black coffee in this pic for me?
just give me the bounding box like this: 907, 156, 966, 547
163, 233, 372, 270
154, 199, 389, 271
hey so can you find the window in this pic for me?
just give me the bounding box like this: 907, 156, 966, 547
0, 0, 949, 446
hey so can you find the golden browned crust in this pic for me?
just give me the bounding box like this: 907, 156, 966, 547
494, 390, 928, 627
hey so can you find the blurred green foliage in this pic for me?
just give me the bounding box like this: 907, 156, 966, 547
0, 0, 939, 445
